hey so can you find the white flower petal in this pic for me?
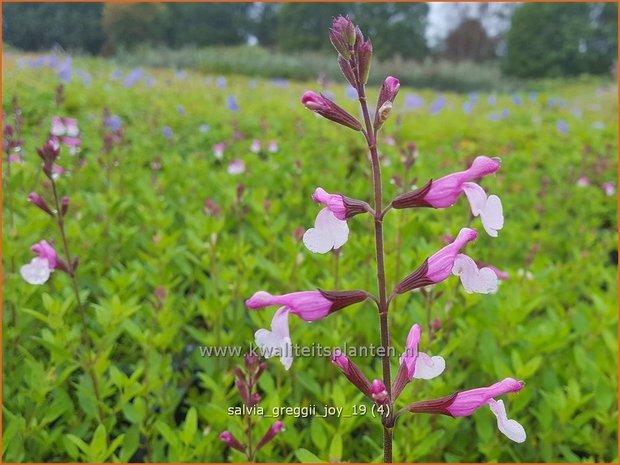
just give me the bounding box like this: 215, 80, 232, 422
462, 182, 486, 216
452, 254, 498, 294
303, 208, 349, 254
254, 308, 293, 370
413, 352, 445, 379
488, 399, 526, 443
481, 194, 504, 237
20, 257, 52, 285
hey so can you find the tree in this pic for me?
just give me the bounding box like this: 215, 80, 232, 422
503, 3, 617, 78
443, 18, 497, 62
164, 3, 251, 48
102, 3, 169, 50
3, 3, 105, 54
352, 3, 429, 60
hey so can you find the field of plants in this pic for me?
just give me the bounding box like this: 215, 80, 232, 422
2, 47, 618, 463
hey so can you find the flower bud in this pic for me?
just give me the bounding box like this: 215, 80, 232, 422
61, 196, 69, 216
337, 56, 356, 88
370, 379, 389, 405
329, 16, 356, 59
375, 101, 393, 130
301, 91, 362, 132
256, 420, 285, 451
219, 431, 245, 453
331, 348, 372, 397
27, 192, 54, 217
354, 27, 373, 84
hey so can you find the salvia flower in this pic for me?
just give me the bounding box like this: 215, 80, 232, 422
602, 182, 615, 196
301, 91, 362, 131
20, 240, 60, 285
227, 159, 245, 175
392, 156, 503, 237
213, 143, 226, 160
392, 323, 445, 399
395, 228, 497, 294
267, 141, 279, 153
303, 207, 349, 254
311, 187, 371, 221
246, 289, 368, 322
255, 307, 293, 370
250, 139, 261, 153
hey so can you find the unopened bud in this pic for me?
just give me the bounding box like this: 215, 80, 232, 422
370, 379, 389, 405
375, 101, 393, 130
27, 192, 54, 217
256, 420, 285, 451
61, 196, 69, 216
220, 431, 246, 453
301, 91, 362, 131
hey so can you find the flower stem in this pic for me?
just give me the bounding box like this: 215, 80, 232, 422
50, 179, 105, 422
357, 82, 393, 463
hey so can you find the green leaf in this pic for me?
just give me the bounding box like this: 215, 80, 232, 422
181, 407, 197, 444
295, 448, 325, 463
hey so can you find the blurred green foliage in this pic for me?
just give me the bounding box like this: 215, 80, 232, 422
2, 51, 618, 463
504, 3, 617, 78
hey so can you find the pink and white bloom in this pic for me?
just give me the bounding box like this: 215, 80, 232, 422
64, 118, 79, 137
50, 116, 66, 136
392, 156, 503, 236
255, 307, 293, 370
452, 254, 499, 294
219, 431, 245, 452
303, 208, 349, 254
268, 141, 279, 153
370, 379, 389, 404
576, 176, 590, 187
256, 421, 285, 450
227, 159, 245, 175
213, 143, 226, 160
250, 139, 261, 153
400, 324, 445, 380
246, 289, 367, 322
395, 228, 497, 294
447, 378, 526, 443
602, 182, 615, 196
20, 240, 59, 285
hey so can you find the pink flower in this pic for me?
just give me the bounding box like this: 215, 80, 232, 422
20, 240, 60, 285
64, 118, 79, 137
395, 228, 498, 294
227, 159, 245, 175
393, 323, 445, 399
267, 141, 278, 153
576, 176, 590, 187
447, 378, 524, 417
375, 76, 400, 127
602, 182, 615, 196
392, 156, 503, 237
246, 289, 367, 322
311, 187, 346, 220
250, 139, 261, 153
427, 228, 478, 283
50, 116, 66, 136
213, 143, 226, 160
407, 378, 526, 443
8, 153, 23, 164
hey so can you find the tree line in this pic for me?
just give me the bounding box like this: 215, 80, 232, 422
3, 2, 617, 78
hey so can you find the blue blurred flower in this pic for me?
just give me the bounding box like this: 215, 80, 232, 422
199, 124, 211, 133
556, 119, 569, 134
162, 126, 173, 139
124, 68, 144, 88
405, 93, 424, 110
217, 77, 227, 88
346, 85, 358, 100
226, 96, 239, 112
429, 95, 445, 114
104, 115, 123, 132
